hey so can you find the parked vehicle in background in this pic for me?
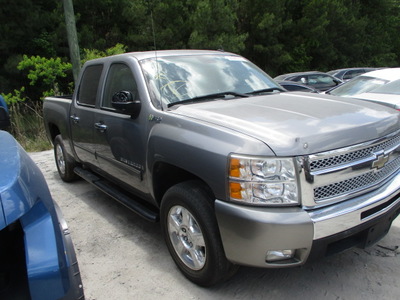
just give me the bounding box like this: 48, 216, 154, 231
274, 71, 343, 91
327, 67, 380, 82
0, 95, 10, 129
278, 81, 319, 93
43, 50, 400, 287
352, 79, 400, 111
0, 131, 84, 300
326, 68, 400, 97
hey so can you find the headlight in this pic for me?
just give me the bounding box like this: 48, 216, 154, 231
228, 154, 299, 206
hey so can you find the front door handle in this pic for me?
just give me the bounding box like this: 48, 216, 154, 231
94, 122, 107, 133
70, 114, 80, 124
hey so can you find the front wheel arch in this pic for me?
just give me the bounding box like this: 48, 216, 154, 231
160, 180, 238, 286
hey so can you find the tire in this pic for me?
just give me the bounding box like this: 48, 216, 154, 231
54, 135, 79, 182
160, 180, 238, 286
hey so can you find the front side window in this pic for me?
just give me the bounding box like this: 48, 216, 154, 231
102, 63, 137, 109
291, 76, 308, 84
308, 75, 335, 85
77, 64, 103, 106
140, 55, 280, 108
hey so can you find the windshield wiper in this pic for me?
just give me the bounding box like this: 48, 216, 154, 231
167, 91, 249, 108
246, 87, 286, 95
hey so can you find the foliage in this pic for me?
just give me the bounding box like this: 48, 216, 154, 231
82, 43, 127, 63
188, 0, 247, 52
2, 88, 27, 105
2, 0, 400, 88
2, 92, 51, 151
1, 0, 400, 149
0, 0, 67, 94
17, 55, 72, 98
8, 101, 51, 152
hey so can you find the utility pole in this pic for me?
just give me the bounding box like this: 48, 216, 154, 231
62, 0, 81, 84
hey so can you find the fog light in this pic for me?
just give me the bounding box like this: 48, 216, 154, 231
266, 249, 295, 262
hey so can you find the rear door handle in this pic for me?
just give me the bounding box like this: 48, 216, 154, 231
94, 122, 107, 133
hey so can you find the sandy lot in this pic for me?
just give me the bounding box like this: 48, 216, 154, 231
29, 150, 400, 300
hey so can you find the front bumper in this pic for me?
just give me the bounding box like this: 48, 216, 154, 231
215, 172, 400, 268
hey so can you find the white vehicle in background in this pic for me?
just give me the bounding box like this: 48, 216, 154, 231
326, 68, 400, 98
353, 79, 400, 111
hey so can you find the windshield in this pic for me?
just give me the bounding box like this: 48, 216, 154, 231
140, 54, 281, 108
328, 76, 388, 97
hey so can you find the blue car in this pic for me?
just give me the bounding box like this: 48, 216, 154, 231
0, 95, 10, 129
0, 131, 84, 299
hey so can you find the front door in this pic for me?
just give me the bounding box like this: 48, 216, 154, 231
93, 63, 146, 192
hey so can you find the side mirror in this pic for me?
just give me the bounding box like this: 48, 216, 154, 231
334, 79, 342, 85
111, 91, 141, 117
0, 106, 10, 130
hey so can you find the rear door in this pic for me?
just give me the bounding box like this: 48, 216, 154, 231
70, 64, 103, 166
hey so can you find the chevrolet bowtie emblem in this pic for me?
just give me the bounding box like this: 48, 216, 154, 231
372, 153, 389, 170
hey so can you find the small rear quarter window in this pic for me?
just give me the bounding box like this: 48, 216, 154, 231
77, 64, 103, 106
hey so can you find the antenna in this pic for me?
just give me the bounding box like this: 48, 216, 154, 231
150, 11, 157, 52
150, 10, 164, 111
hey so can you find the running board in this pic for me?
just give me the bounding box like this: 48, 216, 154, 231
74, 167, 159, 222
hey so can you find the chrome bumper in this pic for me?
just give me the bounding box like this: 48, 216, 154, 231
215, 172, 400, 268
310, 171, 400, 239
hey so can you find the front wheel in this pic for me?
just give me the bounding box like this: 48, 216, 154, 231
54, 135, 79, 182
160, 180, 238, 286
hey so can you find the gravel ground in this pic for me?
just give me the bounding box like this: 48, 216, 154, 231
30, 150, 400, 300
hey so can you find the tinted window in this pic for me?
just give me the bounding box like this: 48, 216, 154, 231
103, 63, 137, 109
291, 76, 308, 84
343, 69, 365, 80
308, 74, 335, 85
77, 64, 103, 106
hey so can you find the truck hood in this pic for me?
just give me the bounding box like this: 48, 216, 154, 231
171, 92, 400, 156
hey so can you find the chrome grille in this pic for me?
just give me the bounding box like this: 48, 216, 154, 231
310, 134, 400, 172
301, 131, 400, 208
314, 156, 400, 201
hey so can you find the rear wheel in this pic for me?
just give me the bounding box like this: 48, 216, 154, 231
54, 135, 78, 182
160, 180, 238, 286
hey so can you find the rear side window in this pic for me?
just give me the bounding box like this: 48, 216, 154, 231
343, 69, 365, 80
77, 64, 103, 106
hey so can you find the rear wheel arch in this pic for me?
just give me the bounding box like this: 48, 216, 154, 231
47, 123, 61, 143
54, 134, 79, 182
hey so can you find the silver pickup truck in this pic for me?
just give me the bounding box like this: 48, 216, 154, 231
43, 50, 400, 286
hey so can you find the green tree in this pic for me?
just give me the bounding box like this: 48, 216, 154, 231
357, 0, 400, 66
238, 0, 291, 75
294, 0, 366, 71
188, 0, 247, 52
82, 43, 127, 62
74, 0, 152, 51
0, 0, 67, 94
17, 55, 72, 99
